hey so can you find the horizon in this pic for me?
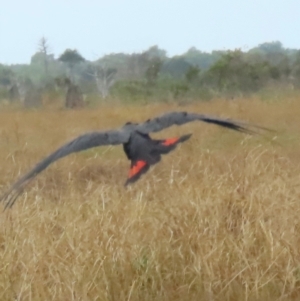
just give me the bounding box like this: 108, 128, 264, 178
1, 41, 298, 67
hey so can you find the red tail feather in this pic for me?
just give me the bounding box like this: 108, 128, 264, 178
162, 137, 179, 146
125, 160, 149, 186
128, 160, 147, 178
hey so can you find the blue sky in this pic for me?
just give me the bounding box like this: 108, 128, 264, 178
0, 0, 299, 64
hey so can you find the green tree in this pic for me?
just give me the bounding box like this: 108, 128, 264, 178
185, 65, 200, 84
292, 51, 300, 86
127, 52, 149, 79
0, 65, 14, 100
144, 45, 167, 60
0, 65, 14, 87
145, 57, 162, 86
183, 47, 223, 70
257, 41, 284, 54
58, 49, 85, 80
161, 57, 190, 78
205, 50, 273, 93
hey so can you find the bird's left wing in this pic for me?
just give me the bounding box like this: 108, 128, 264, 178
0, 129, 130, 210
135, 111, 271, 135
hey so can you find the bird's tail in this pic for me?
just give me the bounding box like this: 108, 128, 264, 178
156, 133, 192, 154
125, 160, 150, 186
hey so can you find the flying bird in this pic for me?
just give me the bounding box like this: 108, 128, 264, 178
0, 111, 270, 209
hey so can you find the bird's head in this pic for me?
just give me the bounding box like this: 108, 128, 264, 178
123, 121, 138, 129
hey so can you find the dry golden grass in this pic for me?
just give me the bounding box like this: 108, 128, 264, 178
0, 97, 299, 300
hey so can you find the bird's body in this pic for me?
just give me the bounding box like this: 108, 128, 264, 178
0, 111, 271, 209
123, 131, 192, 185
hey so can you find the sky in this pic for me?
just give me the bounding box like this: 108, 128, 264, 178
0, 0, 299, 64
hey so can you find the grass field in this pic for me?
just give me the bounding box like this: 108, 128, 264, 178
0, 97, 299, 300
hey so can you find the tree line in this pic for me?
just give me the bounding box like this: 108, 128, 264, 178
0, 40, 300, 108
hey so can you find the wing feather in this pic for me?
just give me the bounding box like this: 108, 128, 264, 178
0, 130, 129, 209
135, 111, 271, 134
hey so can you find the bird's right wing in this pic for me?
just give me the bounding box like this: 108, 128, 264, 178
135, 111, 272, 135
0, 129, 130, 210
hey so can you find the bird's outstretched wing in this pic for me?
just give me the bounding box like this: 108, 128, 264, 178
0, 130, 129, 210
135, 111, 272, 135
